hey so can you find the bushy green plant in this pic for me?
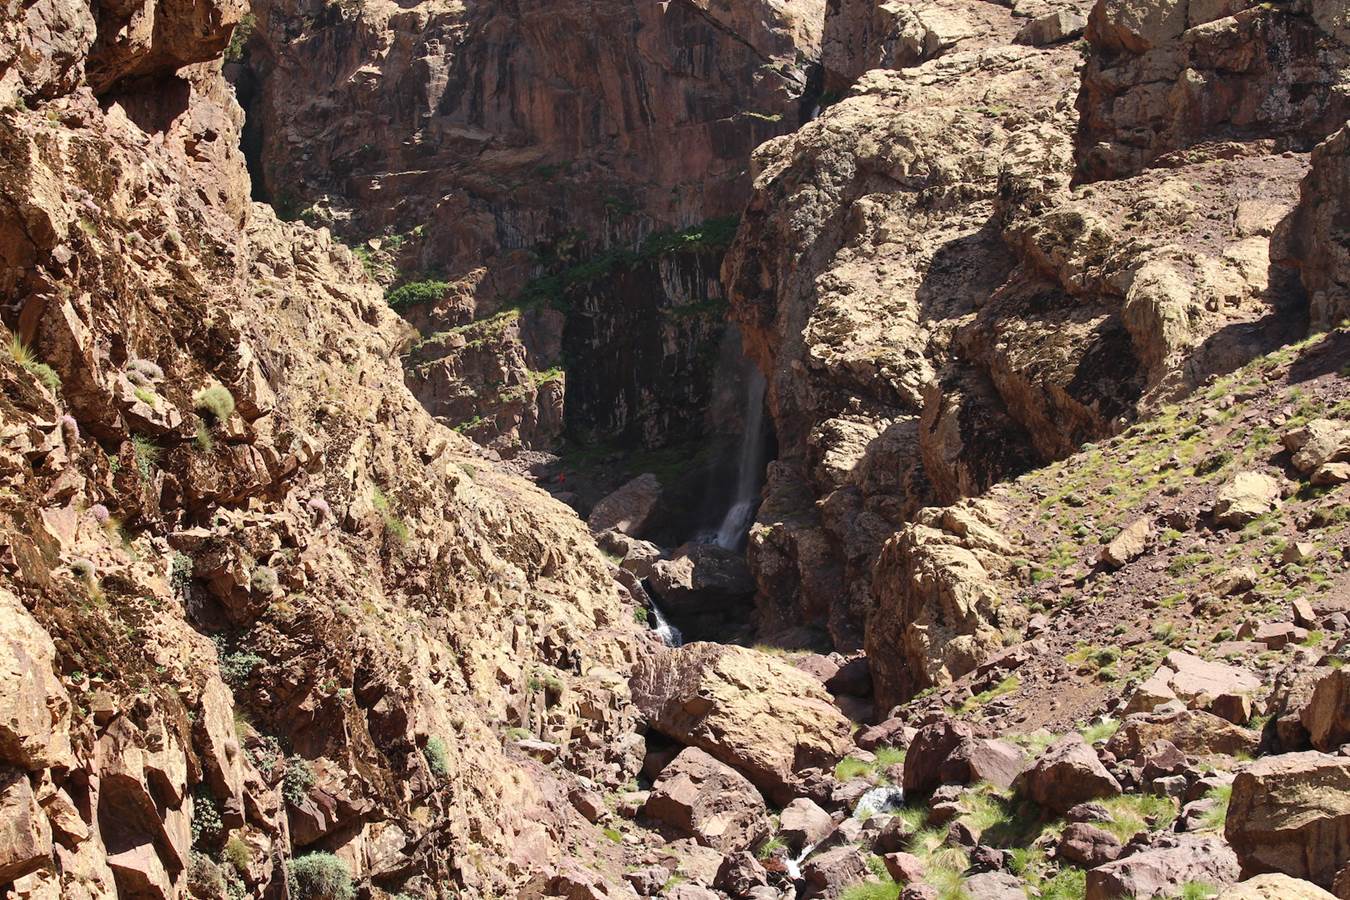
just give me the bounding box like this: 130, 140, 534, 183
423, 736, 449, 778
132, 435, 160, 479
290, 852, 354, 900
191, 786, 223, 847
283, 756, 316, 807
386, 279, 450, 311
220, 650, 264, 687
250, 566, 278, 594
194, 384, 236, 422
9, 336, 61, 393
223, 835, 251, 874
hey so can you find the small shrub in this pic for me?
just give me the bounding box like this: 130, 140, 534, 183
1198, 783, 1231, 831
225, 12, 254, 61
194, 384, 236, 422
219, 650, 264, 687
282, 756, 315, 807
290, 852, 354, 900
131, 435, 160, 479
306, 496, 331, 523
127, 358, 165, 383
223, 835, 251, 874
59, 414, 80, 443
423, 736, 449, 778
835, 757, 871, 780
88, 503, 110, 525
250, 566, 278, 595
191, 786, 223, 847
386, 279, 450, 312
9, 336, 61, 393
602, 826, 622, 843
70, 558, 96, 582
133, 386, 158, 408
194, 420, 214, 452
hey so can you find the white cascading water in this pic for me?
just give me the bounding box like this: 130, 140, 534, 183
649, 601, 683, 647
713, 367, 767, 550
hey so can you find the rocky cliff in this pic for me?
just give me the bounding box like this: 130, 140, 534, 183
724, 0, 1349, 651
235, 0, 825, 459
0, 1, 656, 895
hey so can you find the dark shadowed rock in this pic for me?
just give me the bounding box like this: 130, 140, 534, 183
903, 718, 1025, 797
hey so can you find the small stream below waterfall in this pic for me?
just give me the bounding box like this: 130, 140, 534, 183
783, 786, 907, 879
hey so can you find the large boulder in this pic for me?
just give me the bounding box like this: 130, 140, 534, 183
1291, 125, 1350, 330
1013, 735, 1121, 813
648, 545, 756, 636
0, 769, 51, 882
0, 587, 73, 771
1226, 751, 1350, 889
587, 473, 662, 536
1212, 472, 1282, 529
1219, 874, 1338, 898
779, 797, 835, 854
1086, 834, 1240, 900
1107, 710, 1259, 760
641, 747, 771, 854
1301, 669, 1350, 752
1164, 651, 1261, 708
902, 718, 1026, 797
631, 643, 853, 805
801, 846, 870, 900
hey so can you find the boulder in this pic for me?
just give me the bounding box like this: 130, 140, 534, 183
587, 473, 661, 536
1086, 834, 1240, 899
1099, 517, 1152, 568
1213, 472, 1281, 528
1283, 420, 1350, 476
631, 643, 853, 805
1301, 669, 1350, 752
963, 871, 1026, 899
1125, 666, 1180, 715
648, 546, 756, 627
1058, 821, 1123, 867
903, 719, 1025, 797
715, 851, 770, 896
1219, 873, 1337, 898
779, 797, 834, 854
641, 747, 770, 854
883, 851, 926, 883
0, 587, 73, 770
856, 718, 913, 752
1014, 8, 1087, 46
0, 769, 51, 882
1165, 651, 1260, 707
1225, 751, 1350, 889
801, 846, 870, 900
1107, 710, 1260, 760
1013, 735, 1121, 813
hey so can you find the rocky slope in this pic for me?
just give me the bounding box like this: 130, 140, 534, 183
724, 0, 1349, 650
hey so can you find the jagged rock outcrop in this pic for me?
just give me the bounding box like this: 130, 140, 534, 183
0, 2, 656, 894
630, 642, 852, 805
1290, 124, 1350, 330
725, 0, 1336, 660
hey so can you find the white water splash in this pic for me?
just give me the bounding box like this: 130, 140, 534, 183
712, 368, 767, 551
649, 599, 683, 647
852, 786, 906, 821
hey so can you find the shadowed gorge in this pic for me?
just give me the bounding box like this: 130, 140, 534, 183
2, 0, 1350, 897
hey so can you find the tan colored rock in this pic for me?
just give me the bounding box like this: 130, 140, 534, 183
587, 474, 662, 537
1301, 669, 1350, 752
1100, 517, 1152, 568
779, 797, 834, 854
642, 747, 770, 854
1164, 651, 1260, 707
1284, 420, 1350, 475
1226, 751, 1350, 889
0, 769, 51, 883
1219, 874, 1337, 899
1213, 472, 1282, 528
1107, 710, 1260, 759
0, 587, 72, 771
631, 643, 853, 805
1126, 666, 1180, 715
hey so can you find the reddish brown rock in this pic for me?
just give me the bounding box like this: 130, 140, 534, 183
1058, 821, 1124, 867
0, 769, 51, 883
1107, 710, 1260, 760
1301, 669, 1350, 752
1086, 834, 1240, 900
903, 718, 1026, 797
801, 846, 871, 900
1226, 751, 1350, 889
642, 747, 771, 854
1013, 735, 1121, 813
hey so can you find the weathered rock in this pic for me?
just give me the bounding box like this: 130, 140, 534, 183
856, 718, 914, 752
779, 798, 835, 854
1213, 472, 1282, 528
1086, 834, 1240, 900
642, 747, 770, 854
1226, 751, 1350, 889
1015, 9, 1087, 46
588, 474, 663, 537
632, 643, 853, 805
963, 871, 1027, 900
0, 769, 51, 883
903, 718, 1026, 797
1058, 821, 1123, 867
883, 851, 926, 884
801, 846, 870, 900
1302, 669, 1350, 752
1013, 735, 1122, 813
1100, 517, 1152, 568
1108, 710, 1260, 760
1219, 874, 1338, 899
715, 851, 770, 897
1292, 126, 1350, 331
648, 545, 756, 636
0, 587, 73, 771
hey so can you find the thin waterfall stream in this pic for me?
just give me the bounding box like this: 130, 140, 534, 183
712, 367, 767, 550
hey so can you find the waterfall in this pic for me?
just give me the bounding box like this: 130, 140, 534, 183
649, 598, 683, 647
712, 367, 767, 550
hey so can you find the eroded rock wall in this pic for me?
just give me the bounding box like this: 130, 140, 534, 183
0, 2, 652, 895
